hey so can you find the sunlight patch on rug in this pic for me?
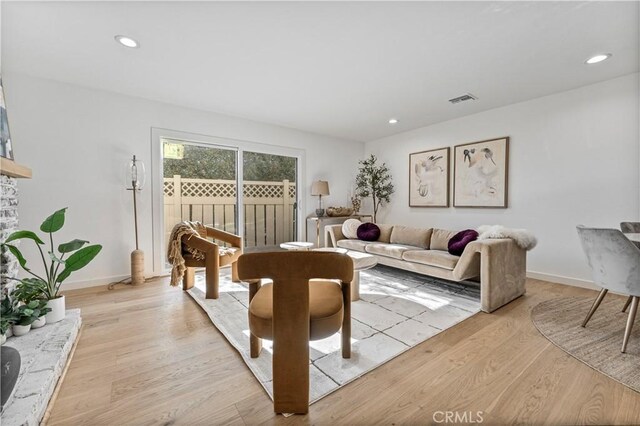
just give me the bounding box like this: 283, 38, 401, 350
187, 265, 480, 404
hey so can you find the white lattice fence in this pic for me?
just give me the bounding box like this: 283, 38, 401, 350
164, 176, 296, 248
164, 180, 297, 199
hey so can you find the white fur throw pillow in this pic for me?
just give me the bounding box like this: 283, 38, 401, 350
342, 219, 362, 239
477, 225, 537, 250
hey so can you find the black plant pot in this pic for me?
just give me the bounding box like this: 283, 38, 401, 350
1, 346, 21, 412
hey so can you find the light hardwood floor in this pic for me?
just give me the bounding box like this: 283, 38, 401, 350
47, 274, 640, 425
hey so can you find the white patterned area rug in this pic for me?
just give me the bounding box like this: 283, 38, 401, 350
187, 265, 481, 404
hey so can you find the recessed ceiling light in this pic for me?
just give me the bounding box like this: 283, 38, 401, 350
388, 118, 399, 124
115, 35, 139, 48
585, 53, 611, 65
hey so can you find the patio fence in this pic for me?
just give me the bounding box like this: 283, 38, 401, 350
164, 175, 297, 249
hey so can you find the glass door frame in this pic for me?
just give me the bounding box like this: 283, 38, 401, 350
150, 127, 305, 276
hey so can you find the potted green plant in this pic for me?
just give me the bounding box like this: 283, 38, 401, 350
0, 318, 10, 344
11, 279, 50, 328
355, 154, 394, 223
30, 300, 51, 329
12, 300, 43, 336
0, 297, 16, 344
0, 208, 102, 323
11, 278, 48, 304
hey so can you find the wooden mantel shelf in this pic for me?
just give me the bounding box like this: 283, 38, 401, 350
0, 157, 32, 179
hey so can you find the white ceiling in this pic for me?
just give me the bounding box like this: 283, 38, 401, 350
2, 1, 638, 142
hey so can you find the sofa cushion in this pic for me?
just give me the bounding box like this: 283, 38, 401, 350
402, 250, 460, 271
390, 226, 432, 249
365, 243, 422, 260
336, 239, 369, 252
376, 224, 394, 243
342, 218, 362, 239
430, 228, 459, 251
448, 229, 479, 256
357, 222, 380, 241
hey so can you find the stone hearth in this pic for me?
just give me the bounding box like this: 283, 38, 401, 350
1, 310, 82, 426
1, 161, 82, 425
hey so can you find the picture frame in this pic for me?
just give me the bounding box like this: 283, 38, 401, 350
409, 146, 450, 207
0, 76, 14, 160
453, 137, 509, 208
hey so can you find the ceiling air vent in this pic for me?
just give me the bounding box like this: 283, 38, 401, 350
448, 93, 478, 104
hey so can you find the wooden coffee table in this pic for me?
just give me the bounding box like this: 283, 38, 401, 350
313, 247, 377, 301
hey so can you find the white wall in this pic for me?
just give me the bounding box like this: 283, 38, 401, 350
5, 72, 638, 288
366, 74, 640, 285
4, 73, 363, 287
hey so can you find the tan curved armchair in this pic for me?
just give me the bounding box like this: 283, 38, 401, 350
237, 251, 354, 414
181, 226, 243, 299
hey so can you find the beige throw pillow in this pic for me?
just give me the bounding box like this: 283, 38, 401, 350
376, 224, 394, 243
430, 228, 459, 251
390, 226, 433, 249
342, 218, 362, 239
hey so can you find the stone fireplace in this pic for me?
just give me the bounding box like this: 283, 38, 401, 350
1, 174, 20, 296
1, 158, 82, 426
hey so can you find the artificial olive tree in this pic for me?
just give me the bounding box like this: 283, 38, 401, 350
355, 154, 394, 223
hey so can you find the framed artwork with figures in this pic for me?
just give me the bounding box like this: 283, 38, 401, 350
453, 137, 509, 208
0, 77, 14, 160
409, 147, 449, 207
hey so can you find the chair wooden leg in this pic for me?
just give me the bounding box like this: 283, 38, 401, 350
342, 281, 351, 359
182, 267, 195, 291
205, 271, 219, 299
622, 296, 633, 313
250, 333, 262, 358
248, 279, 262, 358
205, 256, 220, 299
621, 296, 638, 353
231, 261, 240, 282
582, 288, 608, 327
273, 341, 309, 414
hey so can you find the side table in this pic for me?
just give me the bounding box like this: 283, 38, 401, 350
306, 214, 373, 247
280, 241, 314, 251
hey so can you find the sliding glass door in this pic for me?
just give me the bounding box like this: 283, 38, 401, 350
242, 151, 298, 249
160, 137, 299, 259
162, 139, 238, 248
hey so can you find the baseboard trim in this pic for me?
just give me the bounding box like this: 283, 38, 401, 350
60, 269, 596, 292
527, 270, 597, 290
61, 274, 131, 291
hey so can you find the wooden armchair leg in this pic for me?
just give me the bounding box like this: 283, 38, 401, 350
250, 333, 262, 358
205, 255, 220, 299
205, 270, 220, 299
273, 342, 310, 414
183, 267, 195, 291
342, 282, 351, 359
231, 261, 240, 282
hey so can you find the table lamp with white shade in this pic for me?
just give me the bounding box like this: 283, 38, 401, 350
311, 180, 330, 217
126, 155, 145, 285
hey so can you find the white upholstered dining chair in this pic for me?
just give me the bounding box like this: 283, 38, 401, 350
576, 226, 640, 353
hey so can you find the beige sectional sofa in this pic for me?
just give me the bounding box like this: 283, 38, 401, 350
325, 224, 526, 313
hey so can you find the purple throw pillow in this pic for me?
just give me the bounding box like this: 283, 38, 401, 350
357, 222, 381, 242
448, 229, 479, 256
